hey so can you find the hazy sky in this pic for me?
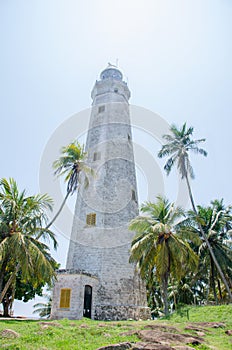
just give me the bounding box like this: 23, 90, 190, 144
1, 0, 232, 316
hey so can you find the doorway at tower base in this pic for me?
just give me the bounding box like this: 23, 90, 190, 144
50, 270, 151, 321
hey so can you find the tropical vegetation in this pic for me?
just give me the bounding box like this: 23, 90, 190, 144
0, 178, 57, 316
33, 288, 52, 318
129, 196, 198, 315
157, 122, 232, 300
46, 140, 92, 229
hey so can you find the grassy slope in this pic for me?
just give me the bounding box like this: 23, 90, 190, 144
0, 305, 231, 350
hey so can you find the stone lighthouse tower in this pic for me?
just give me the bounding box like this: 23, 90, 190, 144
51, 65, 150, 320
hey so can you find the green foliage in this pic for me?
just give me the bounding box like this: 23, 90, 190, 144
46, 140, 93, 230
129, 196, 198, 315
0, 178, 58, 315
178, 199, 232, 303
53, 140, 93, 195
158, 122, 207, 179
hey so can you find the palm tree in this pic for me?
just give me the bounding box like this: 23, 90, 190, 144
129, 196, 198, 316
0, 178, 57, 310
33, 290, 52, 318
158, 123, 232, 300
45, 140, 92, 230
183, 200, 232, 303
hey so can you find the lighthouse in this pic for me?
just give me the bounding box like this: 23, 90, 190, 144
51, 65, 150, 320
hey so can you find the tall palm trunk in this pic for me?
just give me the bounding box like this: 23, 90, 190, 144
217, 279, 223, 300
0, 261, 7, 295
185, 175, 232, 301
0, 264, 19, 305
2, 295, 11, 317
210, 256, 218, 304
161, 272, 169, 316
45, 191, 70, 230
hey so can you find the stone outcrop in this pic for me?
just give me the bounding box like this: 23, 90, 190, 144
0, 329, 20, 338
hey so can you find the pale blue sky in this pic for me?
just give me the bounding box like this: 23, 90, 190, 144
1, 0, 232, 316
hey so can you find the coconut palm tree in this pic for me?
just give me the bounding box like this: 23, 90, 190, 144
45, 140, 92, 230
129, 196, 198, 316
158, 123, 232, 300
0, 178, 57, 309
182, 200, 232, 303
33, 291, 52, 318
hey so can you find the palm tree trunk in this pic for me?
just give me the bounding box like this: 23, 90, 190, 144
217, 279, 223, 301
210, 256, 218, 305
0, 261, 7, 294
161, 272, 169, 316
185, 175, 232, 301
0, 264, 19, 305
45, 191, 70, 230
3, 296, 11, 317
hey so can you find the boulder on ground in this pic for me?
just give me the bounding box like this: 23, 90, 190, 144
138, 330, 204, 346
39, 321, 61, 328
132, 342, 174, 349
97, 342, 131, 350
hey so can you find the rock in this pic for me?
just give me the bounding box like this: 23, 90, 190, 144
184, 325, 207, 332
132, 343, 174, 349
225, 330, 232, 336
79, 323, 89, 328
39, 321, 61, 328
190, 322, 225, 328
40, 325, 50, 330
97, 343, 131, 350
138, 330, 204, 346
120, 330, 138, 337
173, 347, 195, 350
196, 331, 205, 337
144, 324, 179, 333
0, 329, 20, 338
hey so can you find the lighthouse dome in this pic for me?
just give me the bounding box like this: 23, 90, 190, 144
100, 63, 123, 81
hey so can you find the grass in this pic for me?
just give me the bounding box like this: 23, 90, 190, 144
0, 305, 231, 349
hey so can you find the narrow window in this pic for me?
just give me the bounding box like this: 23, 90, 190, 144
114, 88, 118, 93
98, 105, 105, 113
128, 134, 131, 141
93, 152, 101, 161
86, 213, 96, 226
60, 288, 71, 308
132, 189, 136, 201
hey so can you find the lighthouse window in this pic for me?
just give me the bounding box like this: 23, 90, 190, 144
59, 288, 71, 308
98, 105, 105, 113
128, 134, 131, 141
132, 189, 136, 201
86, 213, 96, 226
114, 88, 118, 93
93, 152, 101, 161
